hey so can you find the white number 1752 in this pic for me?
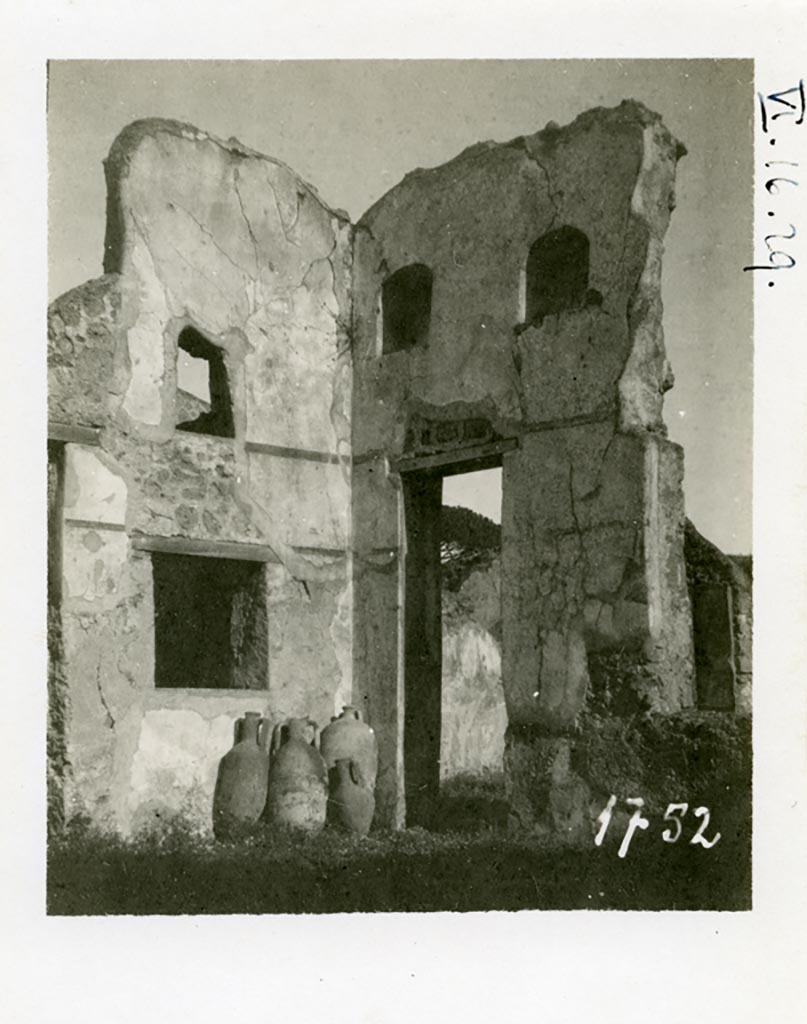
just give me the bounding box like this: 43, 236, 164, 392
595, 797, 721, 857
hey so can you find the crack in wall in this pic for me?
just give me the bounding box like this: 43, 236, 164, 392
525, 153, 562, 231
297, 239, 339, 294
55, 104, 696, 835
575, 423, 619, 503
96, 665, 116, 729
163, 237, 234, 307
286, 190, 304, 236
508, 343, 528, 420
504, 137, 562, 231
165, 200, 256, 278
264, 170, 302, 248
232, 172, 261, 274
129, 209, 232, 316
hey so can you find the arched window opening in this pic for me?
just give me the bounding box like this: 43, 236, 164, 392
525, 225, 592, 324
381, 263, 433, 354
176, 327, 234, 438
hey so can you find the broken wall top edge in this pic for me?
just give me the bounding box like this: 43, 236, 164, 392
101, 116, 351, 275
358, 98, 686, 226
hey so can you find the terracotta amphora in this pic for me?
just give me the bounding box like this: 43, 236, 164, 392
320, 705, 378, 791
265, 717, 328, 832
212, 712, 270, 840
327, 759, 375, 836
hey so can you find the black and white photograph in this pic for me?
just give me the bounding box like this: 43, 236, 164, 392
2, 3, 806, 1021
45, 57, 754, 914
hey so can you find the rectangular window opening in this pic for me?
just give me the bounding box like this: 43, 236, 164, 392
152, 552, 267, 690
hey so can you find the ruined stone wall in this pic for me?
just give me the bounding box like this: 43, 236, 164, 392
48, 104, 734, 841
351, 102, 695, 828
48, 120, 353, 834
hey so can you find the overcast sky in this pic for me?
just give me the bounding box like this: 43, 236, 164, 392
48, 59, 753, 551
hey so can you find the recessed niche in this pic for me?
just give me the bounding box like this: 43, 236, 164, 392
381, 264, 433, 353
524, 225, 591, 323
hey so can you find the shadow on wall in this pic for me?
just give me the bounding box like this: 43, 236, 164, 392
684, 520, 752, 715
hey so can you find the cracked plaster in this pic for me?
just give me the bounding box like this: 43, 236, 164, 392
50, 118, 354, 833
351, 101, 695, 824
50, 103, 703, 836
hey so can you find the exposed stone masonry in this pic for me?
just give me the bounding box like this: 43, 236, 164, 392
47, 102, 750, 839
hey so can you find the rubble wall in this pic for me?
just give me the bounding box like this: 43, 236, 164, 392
47, 104, 737, 841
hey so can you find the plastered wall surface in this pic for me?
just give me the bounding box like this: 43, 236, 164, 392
48, 103, 746, 839
49, 120, 353, 833
351, 102, 695, 826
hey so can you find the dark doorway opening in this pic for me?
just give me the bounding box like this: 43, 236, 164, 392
692, 583, 736, 711
402, 472, 443, 828
402, 458, 505, 830
176, 327, 235, 438
152, 552, 267, 690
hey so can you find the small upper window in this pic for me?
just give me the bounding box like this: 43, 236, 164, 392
176, 327, 234, 438
525, 226, 592, 324
381, 264, 433, 354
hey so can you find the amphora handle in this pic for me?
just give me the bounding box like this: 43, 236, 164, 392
270, 722, 285, 759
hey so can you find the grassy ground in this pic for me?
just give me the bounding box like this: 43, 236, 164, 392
48, 775, 750, 915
